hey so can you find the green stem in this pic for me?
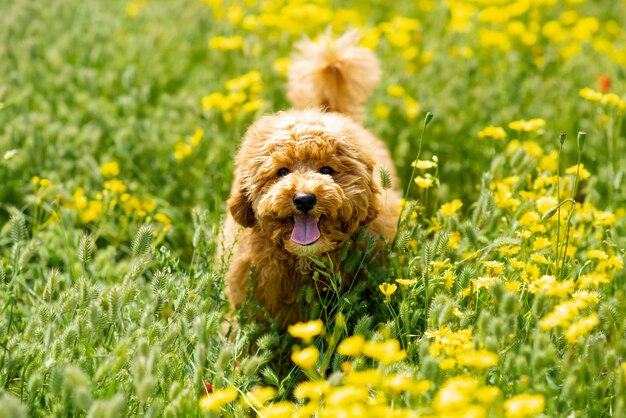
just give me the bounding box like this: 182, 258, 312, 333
555, 140, 563, 274
396, 113, 433, 239
559, 143, 583, 277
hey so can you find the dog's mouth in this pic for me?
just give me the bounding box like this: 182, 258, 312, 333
290, 215, 321, 246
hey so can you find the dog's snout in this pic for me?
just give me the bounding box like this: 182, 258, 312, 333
293, 192, 317, 213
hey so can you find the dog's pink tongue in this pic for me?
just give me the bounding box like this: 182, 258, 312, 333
291, 215, 320, 245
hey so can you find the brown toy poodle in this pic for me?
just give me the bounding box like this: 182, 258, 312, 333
222, 31, 401, 327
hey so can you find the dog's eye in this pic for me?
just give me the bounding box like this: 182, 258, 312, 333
320, 166, 334, 175
277, 167, 290, 177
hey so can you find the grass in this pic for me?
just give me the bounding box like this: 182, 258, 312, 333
1, 0, 626, 416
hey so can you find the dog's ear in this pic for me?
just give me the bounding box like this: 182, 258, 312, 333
227, 176, 255, 227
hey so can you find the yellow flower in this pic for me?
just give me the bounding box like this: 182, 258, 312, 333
403, 96, 420, 119
199, 387, 238, 411
379, 282, 398, 298
174, 142, 192, 160
201, 92, 225, 110
245, 386, 275, 409
258, 401, 295, 418
396, 278, 418, 287
103, 179, 127, 194
586, 249, 608, 261
579, 87, 603, 102
287, 319, 323, 343
382, 374, 432, 394
344, 368, 382, 386
565, 163, 591, 181
386, 84, 405, 97
458, 349, 499, 369
539, 300, 581, 330
374, 104, 390, 119
433, 376, 478, 412
326, 385, 369, 405
337, 334, 366, 357
100, 161, 120, 178
293, 380, 330, 400
411, 159, 437, 170
503, 393, 545, 418
565, 313, 599, 344
478, 125, 507, 140
414, 176, 434, 189
273, 57, 290, 76
291, 346, 319, 370
472, 276, 496, 291
362, 339, 406, 365
508, 118, 546, 132
504, 281, 521, 292
439, 199, 463, 217
483, 260, 504, 275
240, 99, 262, 114
498, 245, 521, 257
208, 35, 244, 51
39, 178, 51, 188
190, 128, 204, 147
154, 213, 171, 226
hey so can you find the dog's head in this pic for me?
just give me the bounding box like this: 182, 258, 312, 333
228, 109, 381, 256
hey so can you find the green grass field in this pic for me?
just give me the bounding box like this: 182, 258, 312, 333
1, 0, 626, 416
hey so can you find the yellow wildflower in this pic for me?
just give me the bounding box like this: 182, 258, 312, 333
396, 278, 418, 287
291, 346, 319, 370
379, 282, 397, 299
411, 159, 437, 170
374, 104, 390, 119
100, 161, 120, 178
287, 319, 323, 342
245, 386, 275, 409
587, 249, 609, 260
439, 199, 463, 216
386, 84, 405, 97
174, 142, 192, 160
259, 401, 295, 418
504, 393, 545, 418
403, 96, 420, 119
579, 87, 603, 102
483, 260, 504, 275
191, 128, 204, 147
478, 125, 507, 140
294, 380, 330, 400
433, 376, 478, 412
337, 334, 366, 357
382, 374, 431, 394
103, 179, 127, 194
199, 387, 238, 411
458, 349, 499, 369
326, 385, 369, 405
414, 176, 434, 189
565, 313, 599, 344
208, 35, 244, 51
508, 118, 546, 132
565, 163, 591, 181
344, 368, 382, 387
201, 92, 225, 110
472, 276, 496, 291
362, 339, 406, 365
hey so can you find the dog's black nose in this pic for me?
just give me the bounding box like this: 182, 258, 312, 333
293, 192, 317, 213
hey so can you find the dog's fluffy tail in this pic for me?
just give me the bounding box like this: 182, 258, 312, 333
287, 30, 381, 121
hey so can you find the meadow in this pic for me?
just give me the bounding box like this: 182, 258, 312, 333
1, 0, 626, 416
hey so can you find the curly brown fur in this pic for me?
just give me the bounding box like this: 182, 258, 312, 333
223, 31, 401, 327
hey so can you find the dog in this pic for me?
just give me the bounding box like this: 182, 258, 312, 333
223, 31, 401, 327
